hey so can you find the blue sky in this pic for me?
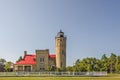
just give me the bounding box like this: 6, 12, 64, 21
0, 0, 120, 66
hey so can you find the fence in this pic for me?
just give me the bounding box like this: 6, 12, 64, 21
0, 72, 107, 77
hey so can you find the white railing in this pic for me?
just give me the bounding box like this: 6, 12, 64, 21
0, 72, 107, 77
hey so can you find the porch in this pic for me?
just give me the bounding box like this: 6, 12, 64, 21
15, 65, 34, 71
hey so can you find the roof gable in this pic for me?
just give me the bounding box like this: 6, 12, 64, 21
16, 54, 56, 65
16, 54, 36, 65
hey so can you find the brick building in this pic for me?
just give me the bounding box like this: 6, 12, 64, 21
14, 30, 66, 71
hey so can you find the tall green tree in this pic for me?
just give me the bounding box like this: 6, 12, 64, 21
73, 63, 80, 72
101, 54, 108, 61
115, 56, 120, 73
66, 53, 119, 73
101, 54, 108, 71
72, 59, 81, 72
108, 53, 117, 73
79, 60, 87, 72
85, 57, 100, 71
73, 57, 101, 72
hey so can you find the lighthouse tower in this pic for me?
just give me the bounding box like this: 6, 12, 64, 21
55, 30, 66, 69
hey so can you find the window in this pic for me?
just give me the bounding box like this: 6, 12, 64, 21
40, 57, 44, 62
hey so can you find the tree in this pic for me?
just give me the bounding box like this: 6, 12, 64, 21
5, 61, 13, 72
16, 56, 22, 62
115, 56, 120, 73
48, 65, 56, 71
75, 59, 80, 65
66, 66, 73, 71
78, 60, 87, 72
101, 54, 108, 61
108, 53, 117, 73
0, 58, 6, 72
66, 53, 119, 73
101, 54, 108, 71
0, 58, 6, 64
72, 59, 81, 72
73, 57, 101, 72
84, 57, 100, 71
56, 68, 62, 72
48, 66, 52, 71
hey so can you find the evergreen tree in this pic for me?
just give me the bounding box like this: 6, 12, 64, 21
16, 56, 22, 62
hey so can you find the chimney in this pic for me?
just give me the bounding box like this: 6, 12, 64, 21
24, 51, 27, 56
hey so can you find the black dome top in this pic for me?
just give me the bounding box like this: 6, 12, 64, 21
56, 30, 64, 37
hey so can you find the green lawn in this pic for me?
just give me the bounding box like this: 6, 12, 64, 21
0, 76, 120, 80
0, 74, 120, 80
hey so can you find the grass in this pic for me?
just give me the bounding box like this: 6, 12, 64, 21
0, 77, 120, 80
108, 74, 120, 77
0, 74, 120, 80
